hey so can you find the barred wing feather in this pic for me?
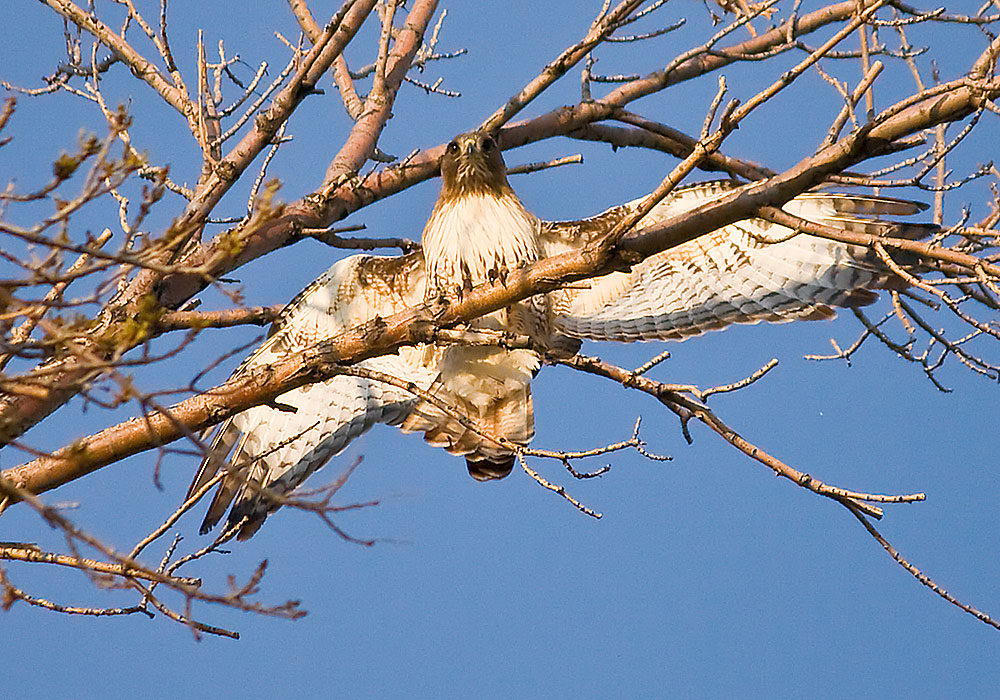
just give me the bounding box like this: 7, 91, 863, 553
187, 253, 433, 540
544, 181, 932, 342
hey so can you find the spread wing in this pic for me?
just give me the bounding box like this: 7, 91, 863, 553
187, 253, 435, 540
542, 181, 934, 342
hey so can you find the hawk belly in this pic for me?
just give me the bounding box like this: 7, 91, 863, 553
401, 191, 545, 478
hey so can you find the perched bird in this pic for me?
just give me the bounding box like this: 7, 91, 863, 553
188, 130, 931, 539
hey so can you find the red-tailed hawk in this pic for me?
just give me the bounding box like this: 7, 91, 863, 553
188, 131, 930, 539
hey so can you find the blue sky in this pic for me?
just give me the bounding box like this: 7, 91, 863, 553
3, 2, 999, 698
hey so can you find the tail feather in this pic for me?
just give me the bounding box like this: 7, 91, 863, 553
466, 455, 515, 481
400, 382, 534, 478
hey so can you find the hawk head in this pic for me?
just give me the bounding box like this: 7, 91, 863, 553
439, 131, 511, 201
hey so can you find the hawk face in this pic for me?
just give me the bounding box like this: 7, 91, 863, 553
439, 131, 511, 201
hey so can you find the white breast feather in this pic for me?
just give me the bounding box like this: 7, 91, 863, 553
422, 192, 540, 289
396, 190, 545, 456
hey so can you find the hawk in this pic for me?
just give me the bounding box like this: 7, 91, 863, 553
188, 131, 930, 539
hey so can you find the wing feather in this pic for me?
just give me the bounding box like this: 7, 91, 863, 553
188, 253, 435, 539
543, 181, 934, 342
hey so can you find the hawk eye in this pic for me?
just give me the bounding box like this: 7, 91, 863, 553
446, 141, 459, 154
481, 136, 495, 152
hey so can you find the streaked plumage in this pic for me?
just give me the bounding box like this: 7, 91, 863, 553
188, 131, 931, 539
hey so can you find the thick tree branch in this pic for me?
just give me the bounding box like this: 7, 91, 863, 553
4, 0, 998, 498
7, 67, 998, 496
0, 0, 378, 446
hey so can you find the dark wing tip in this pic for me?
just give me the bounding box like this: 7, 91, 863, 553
226, 494, 269, 541
236, 516, 266, 541
886, 221, 940, 241
823, 192, 930, 216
